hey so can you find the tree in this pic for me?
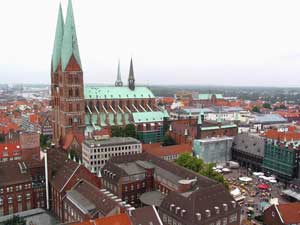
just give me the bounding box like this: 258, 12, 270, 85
262, 103, 271, 109
162, 135, 176, 146
175, 154, 228, 189
2, 215, 26, 225
252, 106, 260, 113
124, 124, 136, 138
111, 126, 123, 137
40, 134, 50, 148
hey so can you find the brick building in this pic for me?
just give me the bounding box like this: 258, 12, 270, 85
50, 1, 168, 147
19, 132, 40, 161
101, 152, 240, 225
264, 202, 300, 225
169, 111, 237, 145
0, 160, 46, 216
142, 143, 192, 161
63, 180, 122, 223
47, 148, 101, 222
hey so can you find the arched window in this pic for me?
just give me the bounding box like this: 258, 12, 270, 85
77, 104, 80, 111
69, 118, 73, 125
69, 104, 73, 112
69, 88, 73, 97
111, 101, 115, 109
127, 100, 130, 108
75, 88, 79, 97
104, 101, 108, 109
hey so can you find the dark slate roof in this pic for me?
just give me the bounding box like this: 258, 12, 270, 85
0, 161, 32, 186
47, 148, 80, 191
160, 184, 238, 225
130, 206, 163, 225
66, 180, 118, 217
233, 133, 265, 157
101, 152, 217, 188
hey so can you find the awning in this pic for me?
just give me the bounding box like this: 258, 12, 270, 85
257, 184, 270, 190
282, 189, 300, 201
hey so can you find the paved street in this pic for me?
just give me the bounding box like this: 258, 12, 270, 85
223, 167, 290, 224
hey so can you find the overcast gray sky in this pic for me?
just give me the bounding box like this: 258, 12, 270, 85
1, 0, 300, 86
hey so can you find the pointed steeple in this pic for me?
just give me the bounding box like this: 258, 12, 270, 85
128, 58, 135, 90
52, 3, 64, 72
115, 60, 123, 87
61, 0, 82, 71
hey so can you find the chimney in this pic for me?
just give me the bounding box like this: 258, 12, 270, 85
223, 203, 228, 211
205, 209, 211, 218
231, 201, 236, 208
175, 206, 181, 214
214, 206, 220, 214
180, 209, 186, 217
169, 204, 175, 211
195, 213, 201, 221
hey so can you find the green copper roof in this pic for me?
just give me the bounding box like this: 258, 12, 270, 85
84, 86, 155, 100
61, 0, 82, 71
52, 4, 64, 72
221, 124, 237, 129
198, 94, 224, 100
132, 111, 168, 123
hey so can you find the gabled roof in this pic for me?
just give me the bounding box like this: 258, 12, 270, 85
62, 131, 84, 150
71, 214, 132, 225
130, 206, 163, 225
61, 0, 82, 71
51, 3, 64, 72
66, 180, 119, 217
276, 203, 300, 224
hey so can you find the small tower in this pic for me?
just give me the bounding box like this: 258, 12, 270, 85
115, 60, 123, 87
128, 58, 135, 90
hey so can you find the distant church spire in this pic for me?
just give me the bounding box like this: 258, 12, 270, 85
128, 58, 135, 90
115, 60, 123, 87
61, 0, 82, 71
51, 3, 64, 72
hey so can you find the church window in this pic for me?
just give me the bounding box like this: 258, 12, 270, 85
75, 88, 79, 97
77, 104, 80, 111
69, 88, 73, 97
69, 104, 73, 112
69, 118, 73, 125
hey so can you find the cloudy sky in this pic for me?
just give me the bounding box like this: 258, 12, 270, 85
1, 0, 300, 86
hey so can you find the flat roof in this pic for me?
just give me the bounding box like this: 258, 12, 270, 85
194, 136, 234, 143
140, 191, 166, 207
84, 137, 140, 147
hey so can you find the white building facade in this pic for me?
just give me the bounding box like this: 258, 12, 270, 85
82, 137, 142, 173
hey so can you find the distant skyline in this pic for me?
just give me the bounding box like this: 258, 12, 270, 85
1, 0, 300, 86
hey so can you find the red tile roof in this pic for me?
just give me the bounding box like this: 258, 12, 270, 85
277, 202, 300, 224
62, 131, 84, 150
262, 129, 300, 142
143, 143, 192, 157
0, 143, 22, 158
72, 214, 132, 225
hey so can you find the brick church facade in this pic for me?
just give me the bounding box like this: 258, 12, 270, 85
50, 1, 168, 147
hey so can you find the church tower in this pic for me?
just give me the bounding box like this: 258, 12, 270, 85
115, 60, 123, 87
128, 58, 135, 90
51, 0, 85, 146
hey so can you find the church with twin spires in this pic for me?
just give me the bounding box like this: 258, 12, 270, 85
50, 0, 168, 147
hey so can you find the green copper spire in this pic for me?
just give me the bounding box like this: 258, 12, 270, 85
115, 60, 123, 87
52, 3, 64, 72
61, 0, 82, 71
128, 58, 135, 90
